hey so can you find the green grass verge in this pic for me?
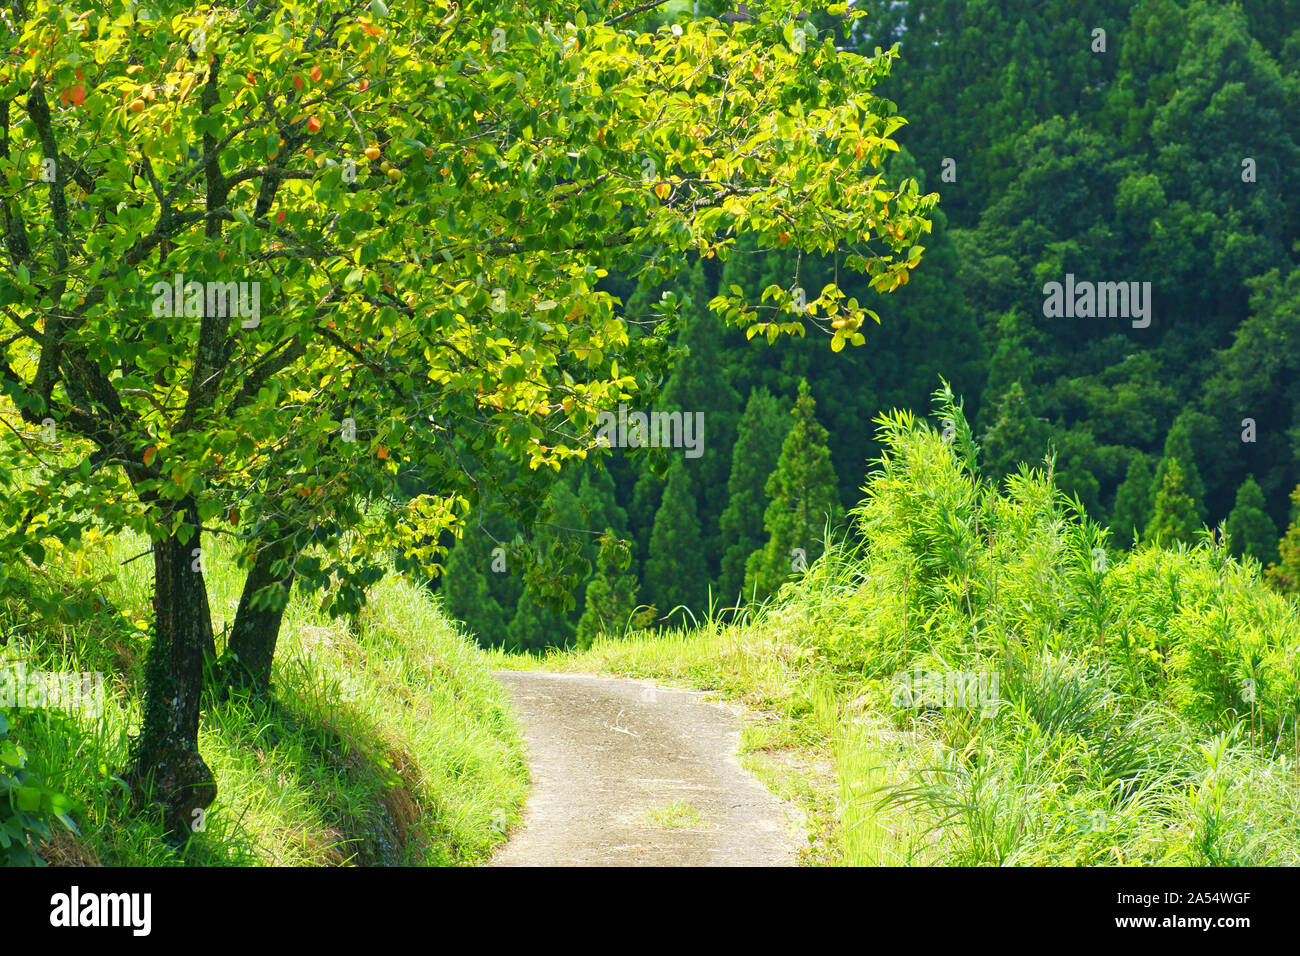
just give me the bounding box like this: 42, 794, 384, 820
2, 527, 527, 866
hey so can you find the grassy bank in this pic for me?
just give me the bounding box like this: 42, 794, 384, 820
2, 527, 527, 866
489, 393, 1300, 867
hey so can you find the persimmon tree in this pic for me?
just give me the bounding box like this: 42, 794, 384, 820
0, 0, 933, 830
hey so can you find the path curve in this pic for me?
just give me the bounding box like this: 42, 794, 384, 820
491, 671, 800, 867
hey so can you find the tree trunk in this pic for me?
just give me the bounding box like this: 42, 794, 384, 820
126, 499, 217, 835
223, 535, 295, 695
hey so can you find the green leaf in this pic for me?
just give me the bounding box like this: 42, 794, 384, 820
0, 741, 21, 768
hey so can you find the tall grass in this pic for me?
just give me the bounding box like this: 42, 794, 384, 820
510, 385, 1300, 866
2, 527, 527, 866
773, 385, 1300, 865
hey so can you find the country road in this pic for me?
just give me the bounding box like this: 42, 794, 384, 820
491, 671, 801, 867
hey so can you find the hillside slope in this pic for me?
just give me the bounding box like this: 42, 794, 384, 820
2, 529, 527, 866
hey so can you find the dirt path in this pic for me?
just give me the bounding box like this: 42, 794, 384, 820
491, 671, 801, 867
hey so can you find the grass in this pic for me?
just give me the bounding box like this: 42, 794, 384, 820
642, 800, 708, 829
486, 390, 1300, 868
2, 525, 528, 866
491, 550, 1300, 867
21, 384, 1294, 867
